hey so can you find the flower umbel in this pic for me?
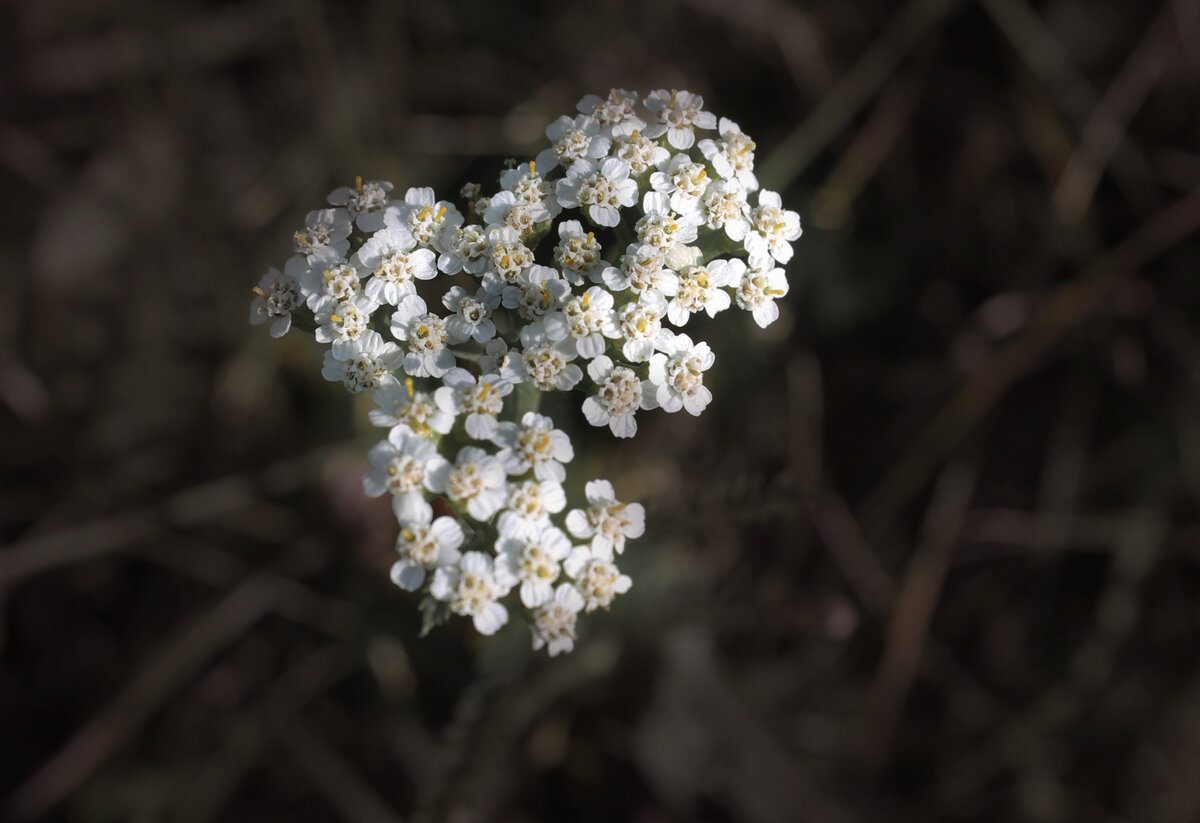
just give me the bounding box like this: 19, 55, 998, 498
251, 88, 799, 655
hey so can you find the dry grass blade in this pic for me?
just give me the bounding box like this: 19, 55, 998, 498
862, 182, 1200, 537
860, 460, 976, 767
273, 716, 404, 823
1053, 1, 1199, 224
4, 575, 281, 821
0, 511, 160, 588
756, 0, 959, 191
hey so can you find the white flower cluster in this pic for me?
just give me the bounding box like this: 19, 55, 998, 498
250, 89, 800, 655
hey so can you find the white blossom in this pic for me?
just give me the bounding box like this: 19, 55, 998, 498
502, 265, 572, 322
553, 220, 606, 286
535, 114, 611, 173
491, 411, 574, 482
389, 294, 456, 378
391, 507, 464, 591
249, 267, 302, 338
697, 117, 759, 191
650, 152, 711, 213
610, 129, 670, 176
293, 208, 352, 258
735, 252, 790, 328
495, 524, 573, 609
362, 425, 450, 523
358, 226, 437, 305
576, 88, 645, 138
643, 88, 717, 150
369, 378, 455, 435
328, 178, 393, 230
546, 286, 620, 360
497, 478, 567, 541
314, 293, 380, 355
563, 545, 632, 612
434, 368, 511, 440
556, 157, 638, 229
744, 189, 802, 264
647, 331, 715, 415
666, 259, 738, 326
616, 294, 668, 363
320, 330, 404, 394
430, 551, 516, 635
426, 446, 508, 521
297, 252, 359, 310
529, 583, 586, 656
381, 187, 463, 248
564, 479, 645, 557
581, 355, 656, 439
442, 285, 500, 344
510, 320, 584, 391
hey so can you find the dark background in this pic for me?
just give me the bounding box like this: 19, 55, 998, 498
4, 0, 1200, 820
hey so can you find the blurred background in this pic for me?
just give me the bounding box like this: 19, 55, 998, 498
3, 0, 1200, 820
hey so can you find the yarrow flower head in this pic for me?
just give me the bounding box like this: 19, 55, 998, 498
251, 88, 800, 655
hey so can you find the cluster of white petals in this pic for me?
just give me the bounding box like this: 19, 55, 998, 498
251, 90, 800, 655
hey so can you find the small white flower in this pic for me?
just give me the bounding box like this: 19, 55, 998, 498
665, 259, 738, 326
511, 321, 583, 391
438, 223, 490, 275
530, 583, 586, 656
320, 330, 404, 394
581, 355, 657, 439
547, 286, 620, 359
358, 226, 437, 306
327, 178, 393, 230
426, 446, 508, 521
536, 114, 612, 173
502, 265, 572, 322
478, 338, 517, 378
642, 88, 717, 150
491, 411, 574, 482
616, 295, 668, 363
735, 253, 790, 328
650, 153, 711, 213
576, 89, 645, 138
556, 158, 638, 229
610, 129, 670, 176
497, 478, 567, 541
614, 243, 679, 300
553, 220, 605, 286
648, 331, 715, 415
369, 378, 455, 435
498, 161, 561, 219
429, 551, 516, 636
697, 117, 759, 191
434, 368, 512, 440
362, 424, 450, 523
636, 192, 700, 251
293, 208, 352, 258
389, 295, 456, 378
563, 545, 632, 612
381, 187, 463, 248
390, 508, 464, 592
249, 267, 303, 338
478, 225, 535, 294
442, 285, 500, 344
744, 189, 802, 264
700, 179, 752, 241
564, 479, 645, 557
495, 524, 573, 609
314, 293, 380, 355
297, 253, 360, 310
